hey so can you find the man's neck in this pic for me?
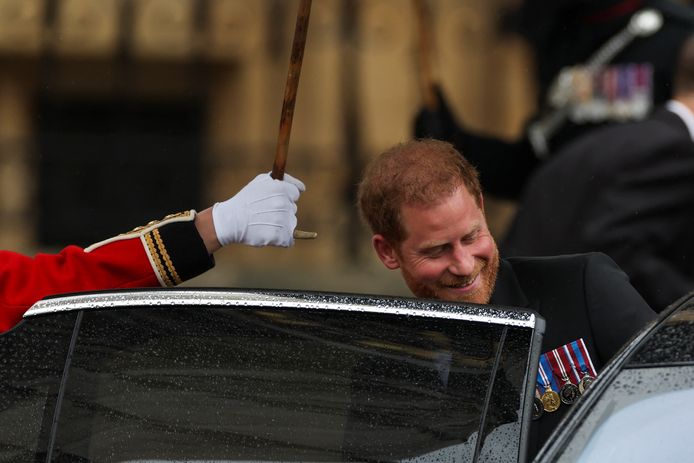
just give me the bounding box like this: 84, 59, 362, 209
674, 95, 694, 113
666, 98, 694, 142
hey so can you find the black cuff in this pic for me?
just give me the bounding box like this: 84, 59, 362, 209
143, 218, 215, 286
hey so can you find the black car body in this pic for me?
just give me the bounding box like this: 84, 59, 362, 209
5, 287, 692, 462
0, 288, 544, 462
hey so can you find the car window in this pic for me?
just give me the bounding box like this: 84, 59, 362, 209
29, 301, 537, 463
0, 313, 77, 462
546, 365, 694, 462
571, 377, 694, 462
401, 326, 536, 463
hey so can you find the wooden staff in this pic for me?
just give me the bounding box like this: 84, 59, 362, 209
413, 0, 437, 111
273, 0, 317, 240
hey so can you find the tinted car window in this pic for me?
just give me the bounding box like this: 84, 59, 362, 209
0, 313, 77, 462
477, 326, 536, 461
30, 302, 536, 463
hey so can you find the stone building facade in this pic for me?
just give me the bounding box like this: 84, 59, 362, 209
0, 0, 533, 295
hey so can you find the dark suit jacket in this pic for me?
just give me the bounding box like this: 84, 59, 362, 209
491, 253, 657, 459
502, 108, 694, 311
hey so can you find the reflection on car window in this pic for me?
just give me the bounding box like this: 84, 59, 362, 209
0, 313, 76, 462
575, 387, 694, 462
39, 305, 534, 462
478, 327, 535, 461
551, 365, 694, 461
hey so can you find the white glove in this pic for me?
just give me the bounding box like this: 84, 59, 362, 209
212, 173, 306, 247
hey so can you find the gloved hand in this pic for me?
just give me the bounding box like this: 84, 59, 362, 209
212, 173, 306, 247
413, 85, 461, 141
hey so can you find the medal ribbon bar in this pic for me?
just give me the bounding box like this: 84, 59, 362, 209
562, 344, 582, 384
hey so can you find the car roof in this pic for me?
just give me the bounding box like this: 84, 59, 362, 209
25, 287, 541, 328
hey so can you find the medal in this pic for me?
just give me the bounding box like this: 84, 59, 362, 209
551, 350, 580, 405
579, 374, 595, 394
541, 388, 561, 413
560, 382, 580, 404
537, 359, 560, 413
566, 63, 653, 124
570, 339, 598, 394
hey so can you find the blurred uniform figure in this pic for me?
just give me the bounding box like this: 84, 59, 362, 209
502, 34, 694, 311
415, 0, 694, 198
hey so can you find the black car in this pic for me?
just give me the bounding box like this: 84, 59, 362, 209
0, 288, 544, 462
3, 288, 693, 462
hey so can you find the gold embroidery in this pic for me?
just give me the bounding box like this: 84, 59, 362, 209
152, 228, 182, 285
144, 233, 173, 287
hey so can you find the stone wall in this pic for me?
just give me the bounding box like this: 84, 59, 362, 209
0, 0, 534, 297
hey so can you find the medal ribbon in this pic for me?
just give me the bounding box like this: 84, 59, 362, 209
551, 349, 572, 385
577, 338, 597, 376
637, 64, 652, 95
539, 354, 560, 392
617, 66, 629, 100
570, 338, 597, 377
604, 68, 618, 102
562, 344, 582, 383
537, 362, 549, 393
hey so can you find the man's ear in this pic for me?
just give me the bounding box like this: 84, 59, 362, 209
372, 234, 401, 270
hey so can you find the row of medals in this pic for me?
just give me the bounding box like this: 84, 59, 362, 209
533, 373, 595, 420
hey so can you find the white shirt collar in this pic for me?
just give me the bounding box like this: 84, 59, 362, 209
665, 100, 694, 142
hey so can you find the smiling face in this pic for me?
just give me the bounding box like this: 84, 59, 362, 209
373, 186, 499, 304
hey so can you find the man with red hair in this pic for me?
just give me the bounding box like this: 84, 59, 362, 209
357, 138, 655, 458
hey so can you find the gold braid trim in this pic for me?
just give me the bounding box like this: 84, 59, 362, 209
152, 228, 182, 285
144, 233, 174, 287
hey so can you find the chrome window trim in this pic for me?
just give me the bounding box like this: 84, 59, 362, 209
24, 289, 538, 328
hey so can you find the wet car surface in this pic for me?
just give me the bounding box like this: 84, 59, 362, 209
6, 287, 693, 462
0, 288, 544, 462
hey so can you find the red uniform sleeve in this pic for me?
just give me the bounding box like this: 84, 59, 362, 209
0, 210, 214, 332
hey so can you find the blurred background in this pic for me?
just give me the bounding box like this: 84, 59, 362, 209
0, 0, 539, 296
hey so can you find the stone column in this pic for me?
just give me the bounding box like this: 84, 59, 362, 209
0, 64, 37, 250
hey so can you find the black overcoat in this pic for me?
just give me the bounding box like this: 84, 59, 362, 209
502, 108, 694, 311
491, 253, 657, 458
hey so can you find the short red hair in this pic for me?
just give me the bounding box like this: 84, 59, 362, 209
358, 139, 482, 244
